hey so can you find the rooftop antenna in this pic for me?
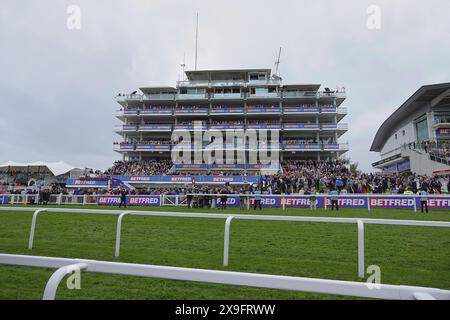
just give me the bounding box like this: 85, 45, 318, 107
180, 52, 186, 81
195, 13, 199, 70
273, 47, 282, 80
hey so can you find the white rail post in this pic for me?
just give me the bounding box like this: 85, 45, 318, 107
357, 220, 365, 279
223, 216, 235, 267
115, 211, 132, 257
323, 195, 327, 211
43, 263, 88, 300
28, 209, 48, 250
367, 196, 371, 212
282, 195, 286, 211
414, 197, 417, 213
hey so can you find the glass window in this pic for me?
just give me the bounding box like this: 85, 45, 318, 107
415, 119, 429, 141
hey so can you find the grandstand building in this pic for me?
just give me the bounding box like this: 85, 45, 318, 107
114, 68, 349, 175
371, 82, 450, 176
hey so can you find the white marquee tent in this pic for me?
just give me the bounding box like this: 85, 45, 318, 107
0, 161, 84, 177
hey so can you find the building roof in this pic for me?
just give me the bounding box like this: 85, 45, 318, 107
185, 69, 272, 81
370, 82, 450, 152
0, 161, 82, 176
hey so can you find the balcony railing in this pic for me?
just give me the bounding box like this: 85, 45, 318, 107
247, 107, 282, 114
143, 93, 176, 101
174, 108, 209, 115
211, 93, 245, 99
114, 125, 138, 132
114, 142, 349, 152
176, 93, 209, 100
282, 91, 318, 99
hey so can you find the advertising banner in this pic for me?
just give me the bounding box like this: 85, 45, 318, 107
284, 144, 321, 150
66, 179, 109, 188
368, 196, 416, 209
284, 124, 320, 129
0, 195, 8, 204
96, 195, 161, 206
284, 108, 319, 113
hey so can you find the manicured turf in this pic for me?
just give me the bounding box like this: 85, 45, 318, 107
0, 205, 449, 300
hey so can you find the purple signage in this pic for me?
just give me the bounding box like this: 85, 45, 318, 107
97, 195, 161, 206
284, 124, 320, 129
284, 144, 321, 150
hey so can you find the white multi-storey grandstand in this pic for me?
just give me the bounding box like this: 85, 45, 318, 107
114, 68, 348, 175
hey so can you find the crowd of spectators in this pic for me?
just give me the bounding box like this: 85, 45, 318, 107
104, 160, 173, 176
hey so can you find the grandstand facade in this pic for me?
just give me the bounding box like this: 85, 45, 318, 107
114, 68, 348, 175
371, 82, 450, 176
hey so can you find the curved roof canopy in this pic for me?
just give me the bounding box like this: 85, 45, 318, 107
0, 161, 82, 176
370, 82, 450, 152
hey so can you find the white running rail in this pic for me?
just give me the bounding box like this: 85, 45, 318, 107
1, 207, 450, 279
0, 253, 449, 300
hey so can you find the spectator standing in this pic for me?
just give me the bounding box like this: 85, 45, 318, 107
119, 189, 127, 208
419, 189, 429, 213
330, 189, 339, 211
253, 188, 262, 210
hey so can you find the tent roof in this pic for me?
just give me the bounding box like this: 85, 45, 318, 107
0, 161, 82, 176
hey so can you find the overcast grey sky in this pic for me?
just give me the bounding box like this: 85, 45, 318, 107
1, 0, 449, 172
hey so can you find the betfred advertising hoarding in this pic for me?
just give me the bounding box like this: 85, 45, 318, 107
368, 196, 415, 209
97, 195, 161, 206
0, 195, 8, 204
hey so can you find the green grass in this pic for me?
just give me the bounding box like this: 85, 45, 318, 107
0, 205, 449, 300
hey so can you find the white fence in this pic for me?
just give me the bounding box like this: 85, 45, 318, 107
0, 253, 449, 300
1, 207, 449, 279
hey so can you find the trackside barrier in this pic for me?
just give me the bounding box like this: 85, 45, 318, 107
0, 254, 449, 300
3, 194, 450, 211
1, 207, 450, 279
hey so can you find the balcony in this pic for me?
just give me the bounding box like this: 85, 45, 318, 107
283, 144, 322, 151
114, 125, 138, 133
283, 123, 320, 131
282, 143, 349, 152
113, 144, 135, 152
116, 94, 142, 103
173, 124, 208, 131
433, 119, 450, 130
210, 107, 244, 115
282, 91, 318, 99
140, 109, 173, 116
247, 106, 282, 114
211, 93, 244, 100
318, 91, 346, 99
135, 144, 171, 152
247, 92, 281, 100
176, 93, 209, 101
176, 80, 210, 88
320, 106, 337, 113
209, 124, 245, 130
283, 107, 319, 114
338, 107, 348, 115
138, 124, 172, 132
247, 123, 282, 130
248, 79, 281, 86
320, 123, 349, 131
143, 93, 176, 101
174, 108, 209, 116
